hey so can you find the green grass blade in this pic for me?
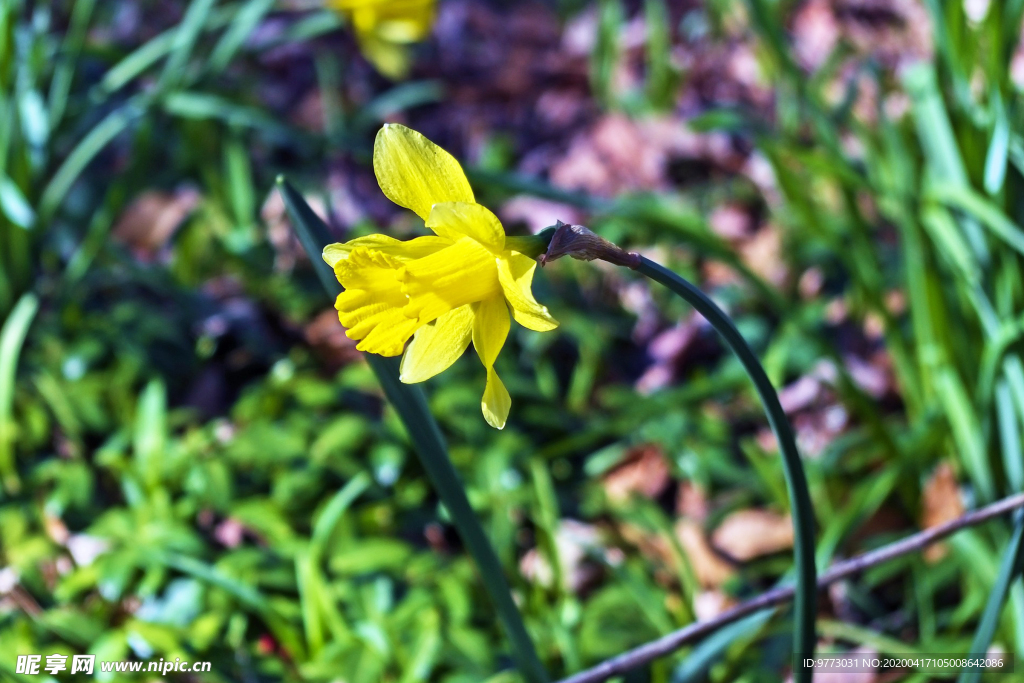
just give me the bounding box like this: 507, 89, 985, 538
957, 514, 1024, 683
158, 549, 307, 660
208, 0, 275, 73
0, 174, 36, 229
274, 10, 343, 45
157, 0, 219, 92
295, 550, 324, 654
643, 0, 675, 110
162, 91, 293, 137
920, 205, 980, 284
673, 611, 774, 682
99, 31, 179, 94
95, 5, 239, 96
984, 92, 1009, 195
818, 620, 933, 656
133, 379, 167, 489
352, 82, 444, 130
38, 104, 140, 221
921, 0, 969, 97
904, 63, 989, 263
996, 377, 1024, 654
529, 458, 565, 595
47, 0, 96, 131
397, 609, 442, 683
157, 551, 271, 615
309, 471, 371, 561
998, 380, 1024, 492
930, 181, 1024, 257
591, 0, 623, 108
937, 369, 995, 502
95, 5, 232, 95
0, 291, 38, 494
277, 177, 549, 683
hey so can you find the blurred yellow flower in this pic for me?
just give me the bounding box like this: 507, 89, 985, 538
329, 0, 436, 78
323, 124, 558, 429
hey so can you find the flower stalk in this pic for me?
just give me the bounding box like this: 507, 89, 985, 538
542, 222, 817, 682
279, 177, 549, 683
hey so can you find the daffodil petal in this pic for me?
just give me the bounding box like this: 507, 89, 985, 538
481, 367, 511, 429
334, 0, 435, 42
402, 237, 501, 324
471, 295, 512, 428
400, 304, 474, 383
357, 35, 411, 78
374, 123, 474, 221
426, 202, 505, 251
324, 234, 450, 268
348, 307, 419, 356
472, 294, 510, 367
497, 252, 558, 331
334, 248, 419, 356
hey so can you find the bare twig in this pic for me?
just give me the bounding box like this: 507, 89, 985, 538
556, 492, 1024, 683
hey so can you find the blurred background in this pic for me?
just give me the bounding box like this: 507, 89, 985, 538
2, 0, 1024, 681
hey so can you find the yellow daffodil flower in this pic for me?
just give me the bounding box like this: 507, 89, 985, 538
323, 124, 559, 429
328, 0, 436, 78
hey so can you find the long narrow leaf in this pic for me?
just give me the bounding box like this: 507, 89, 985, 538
0, 292, 38, 494
97, 7, 237, 95
904, 63, 989, 263
309, 471, 371, 561
47, 0, 96, 131
930, 181, 1024, 257
157, 0, 219, 91
38, 104, 140, 221
673, 612, 774, 682
984, 92, 1010, 195
937, 370, 996, 502
208, 0, 275, 73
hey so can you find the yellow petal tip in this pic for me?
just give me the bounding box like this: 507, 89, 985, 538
480, 366, 511, 430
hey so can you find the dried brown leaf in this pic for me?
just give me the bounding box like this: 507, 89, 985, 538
306, 309, 361, 370
603, 445, 671, 504
520, 521, 604, 593
792, 0, 841, 71
675, 519, 736, 588
711, 509, 794, 561
922, 461, 964, 562
739, 224, 788, 287
693, 589, 737, 621
112, 188, 200, 258
676, 481, 710, 522
550, 114, 737, 197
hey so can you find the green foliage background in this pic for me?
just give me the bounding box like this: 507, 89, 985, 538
3, 0, 1024, 681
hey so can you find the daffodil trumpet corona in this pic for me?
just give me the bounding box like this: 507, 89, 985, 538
323, 124, 558, 429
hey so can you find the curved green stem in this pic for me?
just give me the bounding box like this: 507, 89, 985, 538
636, 256, 817, 682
